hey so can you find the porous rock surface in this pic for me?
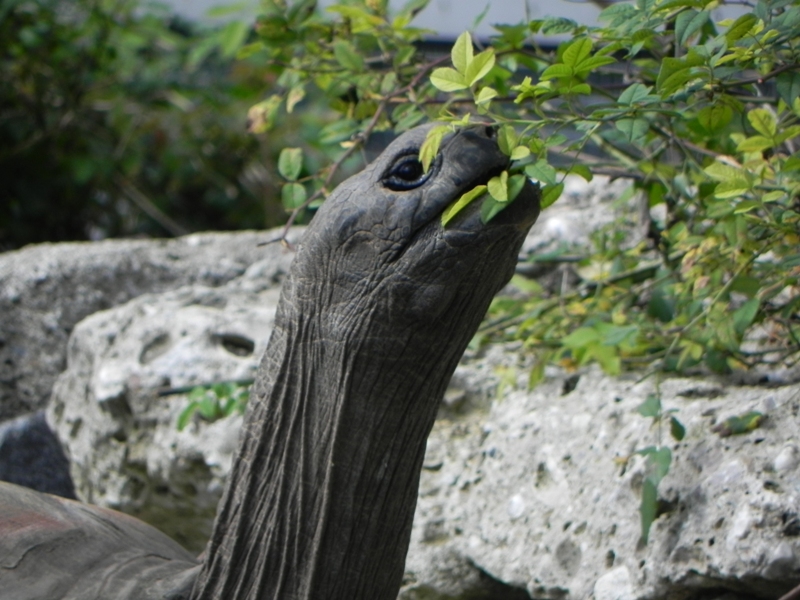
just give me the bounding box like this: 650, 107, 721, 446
47, 274, 282, 553
403, 359, 800, 600
0, 230, 295, 420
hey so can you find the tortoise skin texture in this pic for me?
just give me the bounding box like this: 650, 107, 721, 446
0, 124, 540, 600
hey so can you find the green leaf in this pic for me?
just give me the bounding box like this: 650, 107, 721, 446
278, 147, 303, 181
507, 174, 527, 201
617, 117, 649, 143
704, 160, 746, 182
568, 83, 592, 95
562, 326, 600, 348
714, 179, 751, 198
540, 63, 573, 80
562, 38, 593, 67
419, 125, 449, 173
540, 182, 564, 209
776, 126, 800, 145
480, 195, 508, 223
656, 53, 704, 97
442, 185, 487, 226
464, 48, 495, 86
430, 67, 468, 91
619, 83, 654, 105
451, 31, 473, 75
748, 108, 777, 138
733, 297, 759, 336
488, 171, 509, 202
218, 21, 249, 58
734, 200, 760, 214
649, 447, 672, 483
777, 72, 800, 108
525, 160, 557, 185
736, 136, 773, 152
282, 182, 307, 209
198, 395, 219, 419
333, 40, 365, 71
177, 404, 197, 431
670, 417, 686, 441
574, 55, 616, 76
637, 393, 662, 418
497, 125, 518, 156
569, 164, 593, 182
286, 85, 305, 113
476, 86, 498, 105
725, 13, 757, 43
675, 9, 709, 47
510, 146, 531, 161
697, 104, 733, 133
640, 477, 658, 545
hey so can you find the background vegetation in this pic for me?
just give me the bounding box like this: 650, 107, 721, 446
1, 0, 308, 249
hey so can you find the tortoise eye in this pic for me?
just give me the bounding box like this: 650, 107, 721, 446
383, 153, 432, 191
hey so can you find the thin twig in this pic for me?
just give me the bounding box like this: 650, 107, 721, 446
115, 174, 189, 237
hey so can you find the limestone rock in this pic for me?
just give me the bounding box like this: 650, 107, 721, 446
402, 363, 800, 600
47, 277, 282, 553
0, 229, 297, 420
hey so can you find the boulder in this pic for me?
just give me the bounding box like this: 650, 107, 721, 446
0, 411, 75, 499
0, 229, 297, 421
403, 362, 800, 600
47, 270, 282, 553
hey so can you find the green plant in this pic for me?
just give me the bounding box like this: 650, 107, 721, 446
633, 392, 685, 544
246, 0, 799, 378
238, 0, 800, 544
176, 381, 250, 431
0, 0, 293, 249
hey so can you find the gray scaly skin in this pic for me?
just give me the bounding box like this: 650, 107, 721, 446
0, 123, 540, 600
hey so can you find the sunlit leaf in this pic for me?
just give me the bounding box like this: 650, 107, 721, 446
748, 108, 777, 138
442, 185, 487, 226
562, 37, 593, 67
419, 125, 449, 172
725, 13, 757, 43
430, 67, 468, 91
451, 31, 473, 74
465, 48, 495, 85
488, 171, 509, 202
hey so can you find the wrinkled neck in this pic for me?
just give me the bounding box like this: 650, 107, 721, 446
191, 294, 469, 600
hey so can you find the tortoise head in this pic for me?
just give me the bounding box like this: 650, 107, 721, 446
286, 123, 540, 332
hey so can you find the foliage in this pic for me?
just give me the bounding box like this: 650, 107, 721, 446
240, 0, 800, 544
176, 381, 250, 431
245, 0, 799, 380
633, 392, 684, 544
0, 0, 291, 250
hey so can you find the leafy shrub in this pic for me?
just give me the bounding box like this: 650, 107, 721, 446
0, 0, 289, 249
247, 0, 800, 382
240, 0, 799, 544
